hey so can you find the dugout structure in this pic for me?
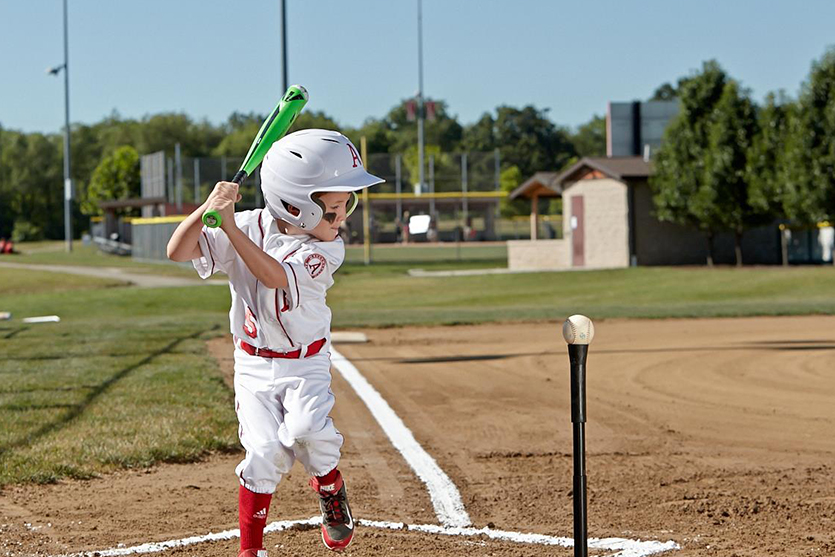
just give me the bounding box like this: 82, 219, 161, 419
128, 150, 510, 264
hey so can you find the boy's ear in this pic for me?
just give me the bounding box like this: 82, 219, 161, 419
282, 201, 301, 217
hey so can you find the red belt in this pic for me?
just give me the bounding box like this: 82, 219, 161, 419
238, 337, 327, 359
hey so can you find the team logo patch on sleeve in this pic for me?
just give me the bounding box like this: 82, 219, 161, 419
304, 253, 326, 278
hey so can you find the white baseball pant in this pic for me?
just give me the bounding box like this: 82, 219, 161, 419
233, 343, 343, 494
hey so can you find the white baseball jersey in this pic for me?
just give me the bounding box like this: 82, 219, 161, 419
192, 208, 345, 491
193, 208, 344, 351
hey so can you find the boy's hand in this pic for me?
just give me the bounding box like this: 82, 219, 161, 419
206, 181, 241, 231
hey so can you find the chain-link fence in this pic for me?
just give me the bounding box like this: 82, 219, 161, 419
364, 150, 501, 195
158, 149, 501, 206
160, 154, 264, 210
150, 147, 560, 245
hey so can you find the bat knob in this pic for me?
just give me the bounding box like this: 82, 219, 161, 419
202, 211, 222, 228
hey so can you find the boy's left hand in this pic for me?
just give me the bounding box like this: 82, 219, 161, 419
206, 181, 241, 231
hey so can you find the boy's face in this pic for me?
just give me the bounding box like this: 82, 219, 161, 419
311, 191, 352, 241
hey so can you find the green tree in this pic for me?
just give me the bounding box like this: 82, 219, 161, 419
82, 146, 141, 216
651, 82, 678, 101
0, 125, 12, 238
651, 60, 729, 265
498, 165, 526, 217
462, 105, 575, 178
346, 117, 393, 155
213, 110, 342, 157
135, 113, 222, 157
0, 130, 63, 240
401, 144, 458, 191
383, 98, 463, 155
698, 80, 759, 266
781, 47, 835, 225
290, 110, 341, 134
212, 114, 261, 157
571, 115, 606, 157
747, 92, 792, 219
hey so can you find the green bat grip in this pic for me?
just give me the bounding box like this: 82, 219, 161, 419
202, 85, 309, 228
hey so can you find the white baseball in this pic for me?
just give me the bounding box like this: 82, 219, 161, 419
562, 314, 595, 345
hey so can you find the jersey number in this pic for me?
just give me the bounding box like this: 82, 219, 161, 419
243, 307, 258, 339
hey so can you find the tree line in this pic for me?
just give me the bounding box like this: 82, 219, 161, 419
3, 47, 835, 254
0, 95, 604, 241
651, 49, 835, 266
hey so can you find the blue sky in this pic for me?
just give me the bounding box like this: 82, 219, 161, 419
2, 0, 834, 135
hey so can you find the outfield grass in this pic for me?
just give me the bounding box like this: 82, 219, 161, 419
0, 277, 236, 485
11, 241, 506, 276
9, 242, 201, 279
3, 251, 835, 484
329, 264, 835, 327
0, 268, 127, 297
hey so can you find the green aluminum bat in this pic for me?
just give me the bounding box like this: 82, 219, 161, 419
202, 84, 309, 228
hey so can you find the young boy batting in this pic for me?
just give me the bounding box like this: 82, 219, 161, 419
167, 129, 383, 555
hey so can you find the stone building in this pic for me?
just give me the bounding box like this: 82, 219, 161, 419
507, 156, 784, 271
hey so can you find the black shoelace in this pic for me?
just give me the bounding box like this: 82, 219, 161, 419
322, 492, 346, 525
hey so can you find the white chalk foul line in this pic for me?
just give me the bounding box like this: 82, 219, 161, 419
53, 348, 678, 557
59, 517, 679, 557
330, 347, 471, 528
328, 348, 678, 557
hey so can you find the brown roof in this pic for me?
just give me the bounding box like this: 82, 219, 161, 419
511, 157, 652, 200
508, 171, 562, 200
555, 156, 652, 186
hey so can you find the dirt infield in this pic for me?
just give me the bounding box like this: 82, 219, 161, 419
1, 316, 834, 556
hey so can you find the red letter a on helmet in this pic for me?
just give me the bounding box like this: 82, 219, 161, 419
347, 144, 361, 168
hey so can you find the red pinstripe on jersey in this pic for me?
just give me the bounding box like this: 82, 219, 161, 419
201, 230, 215, 275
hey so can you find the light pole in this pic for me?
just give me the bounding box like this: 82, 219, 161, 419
47, 0, 72, 252
416, 0, 425, 201
280, 0, 288, 92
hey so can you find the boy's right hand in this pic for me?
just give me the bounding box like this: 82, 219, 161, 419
205, 181, 242, 231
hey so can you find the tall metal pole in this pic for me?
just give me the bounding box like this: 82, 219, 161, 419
494, 147, 501, 220
281, 0, 288, 92
428, 153, 435, 217
461, 153, 468, 229
361, 137, 371, 265
417, 0, 425, 197
193, 158, 200, 203
62, 0, 72, 252
395, 154, 402, 223
174, 143, 183, 213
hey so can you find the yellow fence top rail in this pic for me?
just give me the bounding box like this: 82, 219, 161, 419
368, 191, 507, 200
132, 215, 188, 225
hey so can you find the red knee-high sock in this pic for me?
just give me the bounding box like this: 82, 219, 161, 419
239, 485, 272, 550
316, 467, 340, 489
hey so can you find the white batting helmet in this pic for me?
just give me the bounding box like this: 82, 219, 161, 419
260, 129, 384, 229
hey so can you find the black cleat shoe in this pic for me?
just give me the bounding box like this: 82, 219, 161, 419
309, 471, 354, 551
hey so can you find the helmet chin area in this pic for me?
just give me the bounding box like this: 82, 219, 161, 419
315, 192, 360, 225
346, 192, 359, 217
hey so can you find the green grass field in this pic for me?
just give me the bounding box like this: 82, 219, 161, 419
0, 270, 237, 485
330, 263, 835, 326
2, 244, 835, 484
10, 242, 202, 279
